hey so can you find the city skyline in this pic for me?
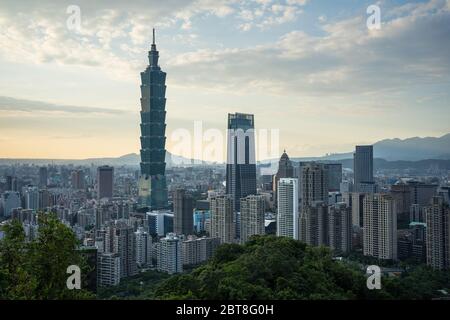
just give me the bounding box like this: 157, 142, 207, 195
1, 0, 449, 159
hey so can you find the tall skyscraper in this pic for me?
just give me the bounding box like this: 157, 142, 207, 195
97, 166, 114, 199
328, 202, 352, 254
226, 113, 256, 211
210, 195, 235, 244
363, 194, 397, 260
240, 195, 266, 243
301, 162, 329, 207
138, 29, 168, 210
353, 145, 374, 192
173, 189, 194, 236
277, 178, 299, 240
39, 166, 48, 188
157, 233, 183, 274
425, 196, 450, 270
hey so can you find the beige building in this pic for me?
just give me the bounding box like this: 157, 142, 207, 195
210, 195, 235, 244
363, 194, 397, 260
426, 196, 450, 270
240, 195, 266, 243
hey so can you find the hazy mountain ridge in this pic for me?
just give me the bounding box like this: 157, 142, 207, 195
0, 134, 449, 167
0, 151, 205, 167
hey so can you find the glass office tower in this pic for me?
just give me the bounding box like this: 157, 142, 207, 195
138, 29, 168, 209
226, 113, 257, 212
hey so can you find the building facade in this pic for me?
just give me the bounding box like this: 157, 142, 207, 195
97, 166, 114, 199
328, 202, 352, 254
138, 29, 168, 210
363, 194, 397, 260
173, 189, 193, 236
210, 195, 235, 244
426, 196, 450, 270
277, 178, 299, 240
240, 195, 265, 243
157, 233, 183, 274
226, 113, 257, 211
353, 145, 374, 192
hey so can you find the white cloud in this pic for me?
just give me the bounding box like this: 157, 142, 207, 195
165, 0, 450, 101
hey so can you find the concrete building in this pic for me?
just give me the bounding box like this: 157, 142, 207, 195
301, 162, 329, 207
157, 233, 183, 274
71, 169, 85, 190
182, 235, 220, 266
173, 189, 194, 236
97, 253, 121, 287
240, 195, 265, 243
277, 178, 299, 240
104, 220, 137, 278
135, 227, 152, 268
210, 195, 235, 244
328, 202, 352, 254
426, 196, 450, 270
97, 166, 114, 199
299, 201, 328, 247
363, 194, 397, 260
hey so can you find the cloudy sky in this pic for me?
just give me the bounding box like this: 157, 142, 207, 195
0, 0, 449, 160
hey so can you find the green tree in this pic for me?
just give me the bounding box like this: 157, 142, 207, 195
0, 214, 95, 299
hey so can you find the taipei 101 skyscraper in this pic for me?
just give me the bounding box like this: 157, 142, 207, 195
138, 29, 168, 209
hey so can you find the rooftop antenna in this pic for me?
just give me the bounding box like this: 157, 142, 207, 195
152, 28, 155, 45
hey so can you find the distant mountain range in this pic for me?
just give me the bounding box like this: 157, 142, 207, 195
287, 133, 450, 162
0, 151, 203, 167
0, 134, 449, 167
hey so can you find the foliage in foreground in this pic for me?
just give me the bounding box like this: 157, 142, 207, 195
97, 269, 171, 300
153, 235, 450, 300
0, 214, 94, 299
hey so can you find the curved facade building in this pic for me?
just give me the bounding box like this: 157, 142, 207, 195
138, 29, 168, 209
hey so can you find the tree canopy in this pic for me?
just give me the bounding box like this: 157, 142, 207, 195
153, 235, 450, 300
0, 214, 94, 299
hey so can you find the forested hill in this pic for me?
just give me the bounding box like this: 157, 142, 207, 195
152, 236, 450, 300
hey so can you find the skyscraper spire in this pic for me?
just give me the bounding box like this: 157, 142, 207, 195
149, 28, 159, 68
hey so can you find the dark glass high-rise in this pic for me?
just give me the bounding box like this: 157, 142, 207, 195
138, 29, 168, 210
226, 113, 257, 212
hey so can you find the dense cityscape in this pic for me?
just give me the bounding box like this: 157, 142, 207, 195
1, 28, 449, 301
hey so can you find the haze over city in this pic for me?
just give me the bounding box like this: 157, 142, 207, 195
0, 0, 449, 160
